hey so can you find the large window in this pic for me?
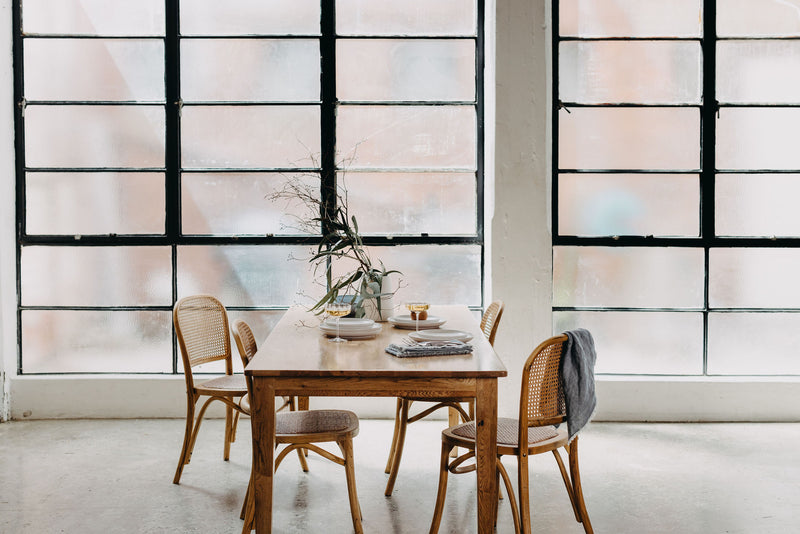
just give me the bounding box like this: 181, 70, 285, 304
554, 0, 800, 376
14, 0, 484, 374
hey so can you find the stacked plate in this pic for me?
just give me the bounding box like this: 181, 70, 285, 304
408, 329, 473, 343
319, 318, 381, 340
388, 315, 446, 330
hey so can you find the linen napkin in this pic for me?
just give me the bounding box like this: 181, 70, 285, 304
385, 342, 473, 358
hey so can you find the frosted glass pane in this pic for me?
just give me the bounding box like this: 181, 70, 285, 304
717, 41, 800, 104
181, 0, 319, 35
344, 172, 476, 235
337, 105, 476, 169
347, 245, 481, 305
182, 173, 319, 236
558, 174, 699, 237
553, 246, 705, 308
718, 0, 800, 37
177, 245, 320, 307
710, 248, 800, 308
25, 105, 165, 168
337, 40, 474, 102
554, 311, 704, 374
181, 39, 319, 102
559, 0, 703, 37
181, 106, 320, 169
24, 39, 164, 102
716, 174, 800, 237
26, 172, 165, 235
22, 310, 172, 373
559, 107, 700, 170
708, 313, 800, 374
21, 246, 172, 306
717, 108, 800, 170
337, 0, 476, 36
559, 41, 702, 104
22, 0, 164, 36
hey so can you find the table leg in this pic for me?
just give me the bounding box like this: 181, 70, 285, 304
251, 378, 276, 533
448, 406, 460, 458
475, 378, 499, 533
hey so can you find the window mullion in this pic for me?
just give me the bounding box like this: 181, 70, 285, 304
320, 1, 336, 238
701, 0, 718, 376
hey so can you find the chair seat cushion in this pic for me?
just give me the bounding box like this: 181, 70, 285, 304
195, 374, 247, 395
238, 396, 359, 437
276, 410, 359, 436
451, 417, 559, 446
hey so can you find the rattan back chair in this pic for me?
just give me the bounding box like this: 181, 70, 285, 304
172, 294, 248, 485
429, 334, 593, 534
238, 372, 364, 532
231, 319, 296, 413
383, 300, 505, 496
231, 319, 309, 472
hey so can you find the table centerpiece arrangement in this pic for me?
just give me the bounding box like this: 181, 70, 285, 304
269, 173, 401, 321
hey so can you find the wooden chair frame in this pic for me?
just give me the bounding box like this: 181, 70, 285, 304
231, 319, 309, 471
172, 295, 248, 485
239, 382, 363, 534
383, 301, 504, 496
429, 334, 593, 534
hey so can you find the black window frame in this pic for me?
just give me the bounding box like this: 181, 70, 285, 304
552, 0, 800, 377
12, 0, 486, 375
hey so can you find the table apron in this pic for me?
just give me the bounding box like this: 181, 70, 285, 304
253, 376, 478, 398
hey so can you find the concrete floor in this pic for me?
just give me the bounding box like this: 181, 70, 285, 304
0, 419, 798, 534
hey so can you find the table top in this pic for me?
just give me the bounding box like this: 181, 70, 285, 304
245, 305, 507, 379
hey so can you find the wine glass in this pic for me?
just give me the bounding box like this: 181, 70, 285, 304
405, 301, 429, 332
325, 302, 351, 343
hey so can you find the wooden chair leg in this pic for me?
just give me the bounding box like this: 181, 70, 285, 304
429, 440, 453, 534
240, 471, 252, 520
224, 405, 234, 461
296, 447, 310, 472
231, 410, 241, 443
448, 406, 460, 458
517, 452, 532, 534
384, 397, 404, 473
339, 438, 364, 534
497, 458, 521, 534
384, 399, 410, 496
241, 472, 255, 534
173, 395, 197, 484
568, 438, 594, 534
298, 396, 310, 458
553, 448, 580, 521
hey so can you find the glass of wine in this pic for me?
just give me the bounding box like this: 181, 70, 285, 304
405, 301, 430, 332
325, 302, 351, 343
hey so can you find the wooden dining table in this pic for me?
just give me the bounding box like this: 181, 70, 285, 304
244, 305, 507, 533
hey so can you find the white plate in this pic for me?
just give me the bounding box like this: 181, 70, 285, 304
388, 315, 446, 330
320, 321, 379, 331
323, 318, 375, 328
408, 329, 473, 343
319, 323, 381, 339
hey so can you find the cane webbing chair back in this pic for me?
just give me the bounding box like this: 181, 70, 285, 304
231, 319, 297, 415
174, 294, 233, 371
520, 334, 567, 429
231, 318, 258, 368
479, 300, 505, 346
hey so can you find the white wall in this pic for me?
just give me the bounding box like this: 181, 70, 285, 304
0, 0, 14, 422
3, 0, 800, 421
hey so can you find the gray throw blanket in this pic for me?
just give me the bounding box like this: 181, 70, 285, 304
561, 329, 597, 443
